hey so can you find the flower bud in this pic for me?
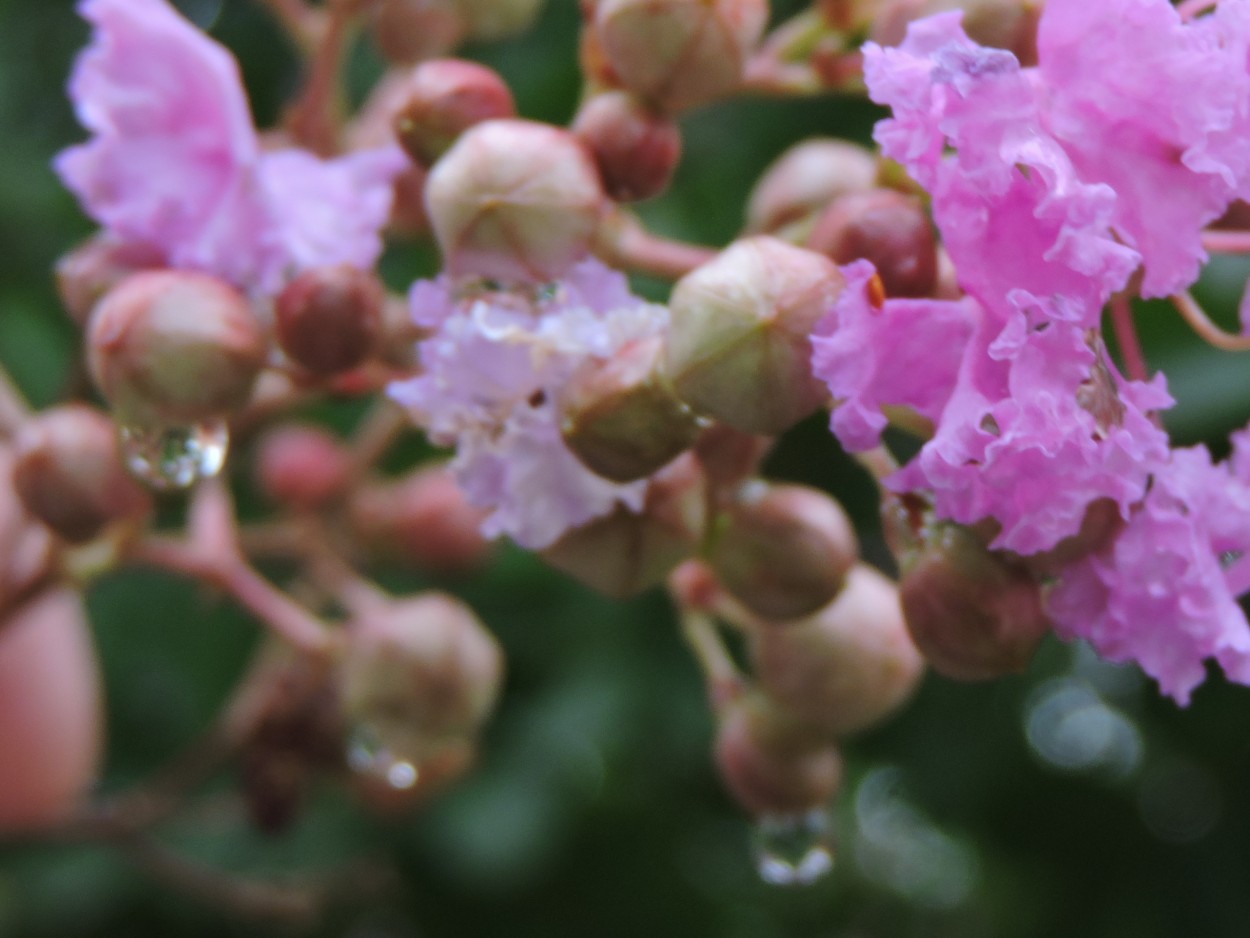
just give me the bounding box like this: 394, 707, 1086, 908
349, 466, 492, 575
711, 482, 858, 621
392, 59, 516, 166
453, 0, 545, 40
12, 405, 153, 543
898, 523, 1049, 681
571, 92, 682, 202
254, 424, 353, 511
274, 265, 384, 375
559, 335, 702, 483
0, 588, 103, 832
541, 453, 705, 597
593, 0, 769, 112
750, 564, 925, 738
666, 237, 845, 435
746, 139, 878, 236
0, 450, 53, 610
369, 0, 468, 64
55, 235, 163, 327
808, 189, 938, 298
715, 692, 843, 816
692, 424, 772, 489
425, 119, 606, 282
872, 0, 1040, 65
87, 271, 267, 426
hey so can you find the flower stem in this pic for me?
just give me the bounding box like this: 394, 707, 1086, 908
1201, 229, 1250, 254
1170, 291, 1250, 352
594, 211, 716, 280
1109, 294, 1150, 382
677, 607, 745, 716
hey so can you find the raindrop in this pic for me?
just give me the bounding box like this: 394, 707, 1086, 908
751, 808, 835, 887
347, 722, 420, 791
119, 419, 229, 491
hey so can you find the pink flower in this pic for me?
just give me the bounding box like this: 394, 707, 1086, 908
56, 0, 406, 295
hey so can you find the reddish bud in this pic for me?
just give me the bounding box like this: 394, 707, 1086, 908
55, 235, 163, 327
369, 0, 468, 64
746, 139, 878, 236
392, 59, 516, 166
88, 271, 266, 426
0, 450, 53, 610
872, 0, 1041, 64
692, 424, 772, 489
12, 405, 153, 543
808, 189, 938, 298
274, 265, 384, 375
572, 91, 682, 202
425, 119, 606, 282
254, 424, 353, 511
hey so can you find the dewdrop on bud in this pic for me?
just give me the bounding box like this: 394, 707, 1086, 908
559, 335, 702, 483
392, 59, 516, 166
274, 265, 384, 375
872, 0, 1040, 64
425, 119, 606, 282
746, 139, 878, 237
12, 405, 152, 544
808, 189, 938, 298
666, 237, 845, 435
750, 564, 925, 738
572, 92, 682, 202
453, 0, 545, 40
593, 0, 768, 112
541, 453, 705, 597
899, 523, 1050, 681
55, 235, 162, 327
711, 482, 858, 621
369, 0, 467, 64
254, 424, 353, 511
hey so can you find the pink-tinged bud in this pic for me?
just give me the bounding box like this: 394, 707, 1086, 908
274, 265, 384, 375
254, 424, 353, 511
808, 189, 938, 298
369, 0, 468, 64
666, 237, 845, 435
1016, 498, 1124, 578
572, 92, 682, 202
711, 482, 858, 621
542, 452, 705, 597
899, 523, 1049, 681
0, 451, 53, 610
559, 335, 702, 483
692, 424, 772, 489
425, 119, 606, 282
746, 139, 878, 236
87, 271, 267, 426
872, 0, 1040, 64
593, 0, 769, 112
453, 0, 545, 40
0, 588, 103, 832
55, 235, 163, 327
715, 693, 843, 816
750, 564, 925, 738
392, 59, 516, 166
349, 466, 492, 575
12, 405, 153, 544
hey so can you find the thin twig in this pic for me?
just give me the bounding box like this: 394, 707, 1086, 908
1171, 291, 1250, 352
594, 212, 716, 281
1201, 229, 1250, 254
676, 606, 745, 715
1109, 294, 1150, 383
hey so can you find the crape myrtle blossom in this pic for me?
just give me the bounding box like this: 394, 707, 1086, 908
56, 0, 407, 297
389, 261, 670, 550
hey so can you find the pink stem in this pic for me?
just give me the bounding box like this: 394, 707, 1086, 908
1109, 294, 1150, 383
595, 213, 716, 280
1177, 0, 1218, 20
1202, 229, 1250, 254
1171, 291, 1250, 352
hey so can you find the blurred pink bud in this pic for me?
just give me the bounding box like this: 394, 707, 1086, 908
0, 450, 53, 610
369, 0, 468, 64
55, 235, 163, 327
593, 0, 769, 112
871, 0, 1040, 64
425, 119, 606, 282
899, 523, 1050, 681
808, 189, 938, 298
87, 271, 267, 426
254, 424, 353, 511
711, 482, 858, 621
666, 236, 846, 435
453, 0, 545, 40
572, 91, 682, 202
274, 265, 384, 375
750, 564, 925, 737
746, 139, 878, 236
392, 59, 516, 166
692, 424, 772, 489
13, 405, 153, 543
0, 588, 103, 832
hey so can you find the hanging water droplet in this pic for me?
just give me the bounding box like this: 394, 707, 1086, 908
751, 807, 835, 886
119, 419, 229, 491
347, 721, 420, 791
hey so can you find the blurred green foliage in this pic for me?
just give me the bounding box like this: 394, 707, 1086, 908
3, 1, 1250, 936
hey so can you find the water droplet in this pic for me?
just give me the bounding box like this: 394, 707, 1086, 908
347, 722, 420, 791
119, 420, 229, 491
751, 808, 835, 886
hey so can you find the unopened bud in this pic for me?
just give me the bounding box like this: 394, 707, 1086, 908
572, 92, 682, 202
899, 523, 1049, 680
87, 271, 266, 426
349, 466, 492, 575
746, 139, 878, 236
711, 482, 858, 621
254, 424, 353, 511
369, 0, 467, 64
542, 453, 705, 597
560, 335, 701, 483
425, 119, 606, 282
808, 189, 938, 298
750, 564, 925, 737
274, 265, 383, 375
453, 0, 545, 40
12, 405, 152, 543
872, 0, 1040, 64
692, 424, 772, 489
666, 237, 845, 435
593, 0, 768, 112
715, 692, 843, 816
392, 59, 516, 166
55, 235, 163, 327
